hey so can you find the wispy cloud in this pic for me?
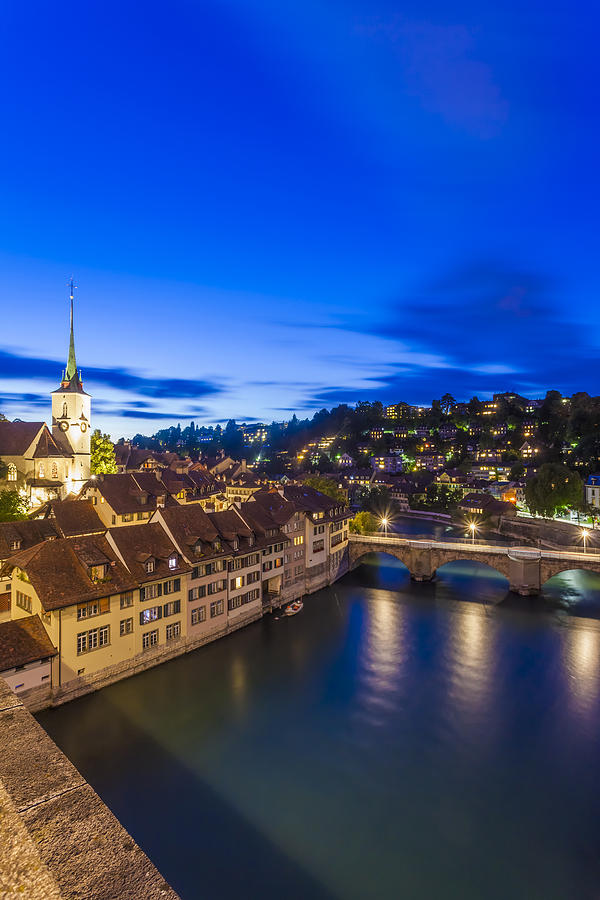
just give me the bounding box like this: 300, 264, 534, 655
0, 348, 222, 400
358, 16, 508, 137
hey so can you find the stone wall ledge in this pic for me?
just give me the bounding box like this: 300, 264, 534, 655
0, 678, 179, 900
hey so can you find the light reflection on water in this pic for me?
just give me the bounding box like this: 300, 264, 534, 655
37, 555, 600, 900
563, 621, 600, 714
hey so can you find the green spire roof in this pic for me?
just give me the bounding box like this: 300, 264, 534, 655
65, 280, 77, 381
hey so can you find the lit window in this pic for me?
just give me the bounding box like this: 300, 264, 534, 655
168, 554, 178, 570
7, 463, 17, 482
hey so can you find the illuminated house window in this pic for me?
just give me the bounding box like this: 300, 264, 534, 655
168, 554, 178, 570
7, 464, 17, 481
38, 464, 45, 478
51, 462, 58, 479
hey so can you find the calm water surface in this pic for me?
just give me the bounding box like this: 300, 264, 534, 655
38, 557, 600, 900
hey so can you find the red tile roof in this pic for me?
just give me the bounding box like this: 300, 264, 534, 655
0, 615, 57, 671
2, 537, 137, 611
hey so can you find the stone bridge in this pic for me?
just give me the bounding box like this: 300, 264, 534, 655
349, 533, 600, 595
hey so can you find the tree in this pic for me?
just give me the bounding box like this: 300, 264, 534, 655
0, 490, 28, 521
525, 463, 583, 518
303, 476, 347, 504
91, 430, 117, 475
349, 511, 377, 534
510, 462, 526, 481
440, 393, 456, 415
362, 486, 391, 515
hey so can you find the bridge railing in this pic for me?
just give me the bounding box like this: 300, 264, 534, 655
349, 532, 600, 563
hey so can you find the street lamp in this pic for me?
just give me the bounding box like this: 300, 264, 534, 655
582, 528, 590, 554
469, 523, 477, 544
381, 517, 389, 537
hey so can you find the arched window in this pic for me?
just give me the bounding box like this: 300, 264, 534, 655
62, 402, 68, 418
7, 463, 17, 481
51, 462, 58, 480
38, 463, 45, 478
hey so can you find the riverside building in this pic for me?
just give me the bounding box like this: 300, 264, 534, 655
0, 487, 351, 710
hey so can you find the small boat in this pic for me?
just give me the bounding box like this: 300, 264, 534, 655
284, 600, 304, 616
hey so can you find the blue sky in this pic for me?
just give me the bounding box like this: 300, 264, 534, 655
1, 0, 598, 437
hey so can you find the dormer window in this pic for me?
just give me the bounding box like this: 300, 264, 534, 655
145, 559, 155, 574
193, 541, 203, 557
248, 535, 254, 547
212, 540, 221, 552
232, 538, 239, 550
90, 564, 108, 582
168, 554, 178, 570
9, 539, 21, 551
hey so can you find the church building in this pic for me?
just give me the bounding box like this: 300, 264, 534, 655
0, 283, 92, 506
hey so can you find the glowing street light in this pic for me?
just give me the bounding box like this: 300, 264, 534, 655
469, 522, 477, 544
381, 517, 389, 537
582, 527, 590, 554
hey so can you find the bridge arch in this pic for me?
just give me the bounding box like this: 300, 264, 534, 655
430, 550, 511, 581
541, 561, 600, 586
350, 547, 413, 573
540, 567, 600, 615
433, 557, 510, 581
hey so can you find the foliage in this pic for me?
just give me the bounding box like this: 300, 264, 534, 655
90, 430, 118, 474
0, 490, 28, 521
412, 483, 463, 512
349, 511, 378, 534
361, 486, 391, 514
525, 463, 583, 518
303, 476, 347, 504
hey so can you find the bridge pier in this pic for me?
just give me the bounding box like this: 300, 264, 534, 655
508, 556, 541, 596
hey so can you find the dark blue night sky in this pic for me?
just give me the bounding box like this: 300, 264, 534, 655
1, 1, 598, 435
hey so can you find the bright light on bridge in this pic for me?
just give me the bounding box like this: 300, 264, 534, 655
581, 528, 591, 554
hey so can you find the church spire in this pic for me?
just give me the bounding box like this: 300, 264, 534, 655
65, 277, 77, 381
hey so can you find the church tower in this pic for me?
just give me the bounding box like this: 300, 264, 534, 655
51, 279, 91, 490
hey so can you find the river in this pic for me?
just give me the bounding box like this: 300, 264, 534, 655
37, 555, 600, 900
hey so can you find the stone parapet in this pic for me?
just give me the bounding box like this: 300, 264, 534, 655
0, 679, 179, 899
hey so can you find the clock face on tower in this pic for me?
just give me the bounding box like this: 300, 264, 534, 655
59, 420, 69, 432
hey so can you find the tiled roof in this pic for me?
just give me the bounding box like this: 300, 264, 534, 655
0, 421, 45, 456
42, 499, 106, 538
0, 519, 59, 561
82, 472, 178, 515
31, 427, 68, 459
0, 615, 57, 671
108, 523, 190, 583
2, 536, 137, 611
157, 505, 221, 559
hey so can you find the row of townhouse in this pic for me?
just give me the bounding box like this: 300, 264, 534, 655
0, 486, 351, 708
